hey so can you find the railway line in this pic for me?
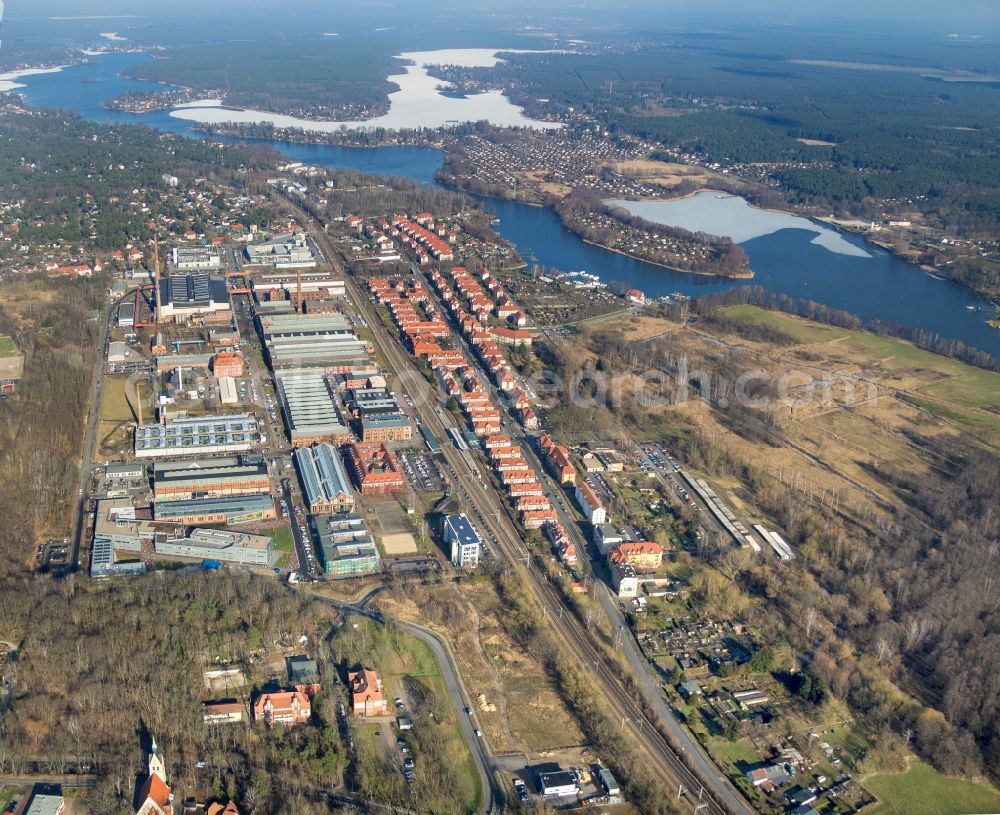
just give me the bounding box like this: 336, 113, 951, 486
279, 195, 751, 815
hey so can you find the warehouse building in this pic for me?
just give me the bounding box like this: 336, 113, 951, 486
156, 527, 274, 567
117, 301, 135, 328
313, 513, 381, 577
443, 513, 482, 568
154, 352, 213, 373
135, 413, 260, 458
154, 493, 276, 525
171, 246, 223, 270
276, 371, 350, 446
257, 313, 372, 372
157, 273, 231, 323
152, 455, 271, 501
294, 443, 354, 514
244, 233, 317, 268
219, 376, 239, 405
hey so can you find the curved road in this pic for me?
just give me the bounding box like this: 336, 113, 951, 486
308, 588, 502, 815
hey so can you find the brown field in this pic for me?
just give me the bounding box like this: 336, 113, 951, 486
609, 158, 714, 189
585, 306, 1000, 534
381, 581, 586, 756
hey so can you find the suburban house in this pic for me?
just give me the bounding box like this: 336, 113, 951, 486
349, 667, 389, 716
206, 802, 241, 815
745, 763, 792, 792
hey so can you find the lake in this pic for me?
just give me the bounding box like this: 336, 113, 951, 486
169, 49, 564, 132
8, 52, 1000, 356
607, 192, 870, 258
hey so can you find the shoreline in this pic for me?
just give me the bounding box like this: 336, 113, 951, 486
580, 238, 754, 280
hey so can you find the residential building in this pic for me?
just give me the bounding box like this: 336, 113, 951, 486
611, 541, 663, 573
593, 523, 623, 555
253, 690, 311, 726
206, 802, 241, 815
349, 668, 388, 716
745, 763, 792, 792
19, 790, 64, 815
575, 482, 606, 525
442, 513, 482, 569
609, 559, 638, 598
294, 444, 354, 514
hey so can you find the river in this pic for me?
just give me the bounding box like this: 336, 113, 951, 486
9, 51, 1000, 356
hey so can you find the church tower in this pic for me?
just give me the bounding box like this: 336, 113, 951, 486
148, 736, 166, 783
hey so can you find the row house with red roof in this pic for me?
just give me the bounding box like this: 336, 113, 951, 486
539, 434, 577, 485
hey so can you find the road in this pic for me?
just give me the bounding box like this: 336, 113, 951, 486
71, 288, 134, 574
309, 587, 502, 815
400, 262, 755, 813
280, 194, 750, 815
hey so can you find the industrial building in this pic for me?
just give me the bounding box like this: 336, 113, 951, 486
156, 528, 274, 567
90, 498, 163, 578
276, 371, 350, 446
154, 493, 276, 525
257, 312, 372, 372
245, 233, 317, 268
313, 513, 381, 576
154, 352, 213, 373
443, 513, 482, 569
344, 443, 405, 495
252, 271, 345, 299
171, 246, 223, 270
211, 351, 244, 377
157, 273, 231, 323
347, 386, 412, 443
152, 455, 271, 501
135, 413, 260, 458
294, 443, 354, 514
536, 767, 579, 800
117, 301, 135, 328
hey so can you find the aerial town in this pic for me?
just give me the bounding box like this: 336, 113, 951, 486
1, 4, 999, 815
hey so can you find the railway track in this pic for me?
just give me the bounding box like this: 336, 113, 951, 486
280, 195, 747, 815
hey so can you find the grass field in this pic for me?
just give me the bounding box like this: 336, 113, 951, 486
0, 335, 16, 357
866, 762, 1000, 815
263, 525, 294, 553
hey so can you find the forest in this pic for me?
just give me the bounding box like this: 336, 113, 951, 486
125, 40, 401, 120
0, 112, 272, 253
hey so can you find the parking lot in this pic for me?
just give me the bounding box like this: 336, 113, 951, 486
399, 450, 442, 493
